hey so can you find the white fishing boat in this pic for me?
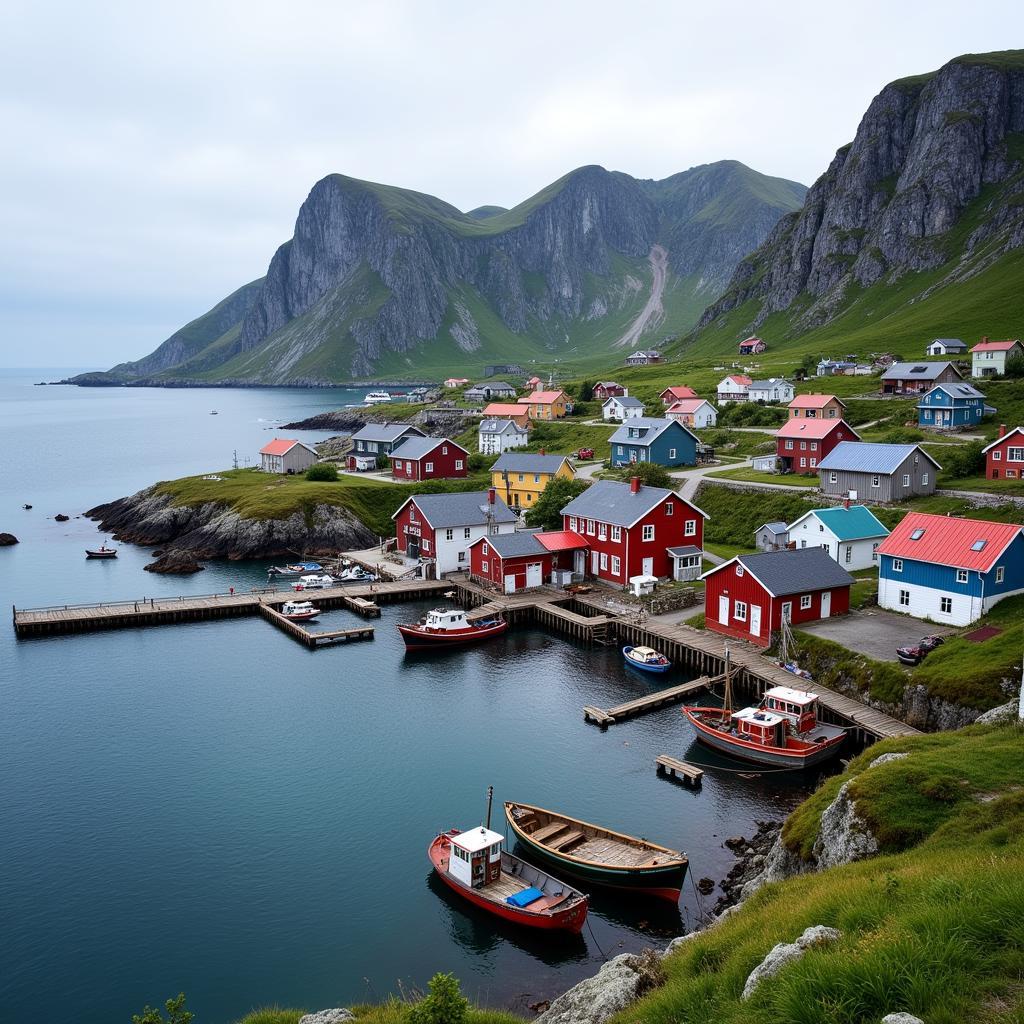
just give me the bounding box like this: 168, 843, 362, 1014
363, 391, 392, 405
267, 561, 323, 579
291, 574, 336, 590
280, 600, 321, 621
336, 564, 378, 583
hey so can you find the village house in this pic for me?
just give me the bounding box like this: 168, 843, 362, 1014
392, 489, 517, 576
702, 547, 853, 648
443, 377, 471, 388
748, 378, 795, 404
754, 521, 790, 552
346, 423, 426, 470
490, 452, 575, 512
984, 425, 1024, 479
775, 418, 859, 474
560, 477, 706, 588
817, 441, 941, 501
917, 382, 987, 429
788, 394, 847, 420
464, 381, 517, 402
625, 349, 662, 366
483, 364, 524, 377
876, 511, 1024, 626
593, 381, 627, 400
468, 530, 589, 593
602, 395, 645, 421
477, 417, 528, 456
659, 386, 698, 405
259, 438, 319, 474
971, 338, 1024, 377
389, 436, 469, 482
666, 398, 717, 429
880, 361, 963, 394
609, 417, 698, 468
521, 389, 570, 420
786, 503, 890, 571
716, 373, 752, 404
482, 402, 531, 429
926, 338, 967, 356
738, 336, 767, 355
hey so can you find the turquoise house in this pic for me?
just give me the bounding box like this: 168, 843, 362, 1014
917, 382, 987, 429
609, 417, 698, 468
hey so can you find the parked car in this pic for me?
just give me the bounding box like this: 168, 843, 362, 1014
896, 634, 945, 666
576, 447, 595, 460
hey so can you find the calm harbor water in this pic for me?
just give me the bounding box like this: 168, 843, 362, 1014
0, 369, 828, 1023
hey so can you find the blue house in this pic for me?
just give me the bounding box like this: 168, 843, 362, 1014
875, 511, 1024, 626
917, 382, 987, 429
609, 417, 698, 468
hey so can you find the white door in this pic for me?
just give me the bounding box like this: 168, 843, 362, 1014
504, 574, 517, 594
526, 562, 542, 588
718, 596, 730, 625
642, 557, 654, 576
820, 591, 831, 618
781, 601, 792, 623
591, 550, 600, 575
750, 604, 762, 637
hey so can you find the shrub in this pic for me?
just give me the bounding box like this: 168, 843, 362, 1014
943, 440, 986, 479
304, 463, 338, 481
133, 994, 193, 1024
612, 462, 671, 489
877, 426, 924, 444
407, 973, 468, 1024
1004, 352, 1024, 378
524, 477, 590, 529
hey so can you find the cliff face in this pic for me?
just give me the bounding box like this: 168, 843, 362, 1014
697, 52, 1024, 336
88, 161, 804, 384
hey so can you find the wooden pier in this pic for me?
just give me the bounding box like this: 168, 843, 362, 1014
259, 604, 374, 649
583, 674, 718, 725
655, 754, 704, 786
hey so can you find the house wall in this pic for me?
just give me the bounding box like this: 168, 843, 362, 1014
469, 544, 554, 591
789, 398, 845, 419
603, 400, 643, 421
972, 349, 1016, 377
281, 446, 317, 473
918, 390, 984, 428
478, 427, 527, 455
789, 518, 882, 571
391, 443, 468, 481
394, 501, 515, 576
881, 365, 962, 393
491, 462, 574, 511
777, 423, 857, 474
610, 423, 697, 468
525, 396, 568, 420
986, 435, 1024, 479
819, 451, 937, 502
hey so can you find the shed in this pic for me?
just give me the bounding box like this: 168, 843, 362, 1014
259, 438, 318, 474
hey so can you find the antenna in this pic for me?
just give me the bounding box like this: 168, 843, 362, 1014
485, 785, 494, 830
232, 449, 239, 469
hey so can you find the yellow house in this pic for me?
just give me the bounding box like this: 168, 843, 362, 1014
490, 452, 576, 511
521, 389, 569, 420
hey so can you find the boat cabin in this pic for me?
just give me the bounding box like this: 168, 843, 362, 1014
420, 608, 470, 631
732, 707, 786, 747
761, 686, 820, 732
447, 826, 504, 889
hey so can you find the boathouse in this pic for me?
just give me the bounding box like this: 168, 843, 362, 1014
468, 530, 588, 592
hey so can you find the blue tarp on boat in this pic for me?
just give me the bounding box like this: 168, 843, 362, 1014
506, 886, 544, 907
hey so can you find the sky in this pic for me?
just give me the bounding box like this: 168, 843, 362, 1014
0, 0, 1021, 369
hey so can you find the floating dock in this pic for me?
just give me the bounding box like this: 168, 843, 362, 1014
655, 754, 704, 786
583, 674, 720, 725
259, 604, 374, 649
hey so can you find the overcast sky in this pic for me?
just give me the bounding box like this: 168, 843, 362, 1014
1, 0, 1021, 368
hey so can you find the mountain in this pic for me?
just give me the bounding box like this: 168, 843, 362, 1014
85, 161, 805, 384
688, 51, 1024, 358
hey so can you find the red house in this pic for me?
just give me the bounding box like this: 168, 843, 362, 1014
559, 478, 706, 588
389, 436, 469, 481
775, 418, 859, 474
468, 530, 589, 593
659, 385, 698, 405
593, 382, 627, 400
739, 336, 766, 354
983, 425, 1024, 479
702, 548, 853, 647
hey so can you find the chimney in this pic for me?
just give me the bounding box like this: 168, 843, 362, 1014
982, 335, 989, 343
630, 476, 641, 494
487, 487, 496, 505
999, 424, 1007, 438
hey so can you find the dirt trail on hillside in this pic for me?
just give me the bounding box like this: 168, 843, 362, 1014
615, 244, 668, 349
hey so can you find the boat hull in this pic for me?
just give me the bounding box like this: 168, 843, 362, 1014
399, 619, 508, 649
683, 707, 844, 768
622, 647, 671, 674
85, 550, 117, 559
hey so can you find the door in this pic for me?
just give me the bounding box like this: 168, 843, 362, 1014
591, 550, 600, 576
526, 562, 542, 588
574, 550, 586, 576
642, 557, 654, 576
750, 604, 762, 637
781, 601, 792, 623
718, 596, 730, 625
504, 574, 517, 594
820, 591, 831, 618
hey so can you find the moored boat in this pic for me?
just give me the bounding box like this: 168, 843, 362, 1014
267, 561, 323, 579
280, 600, 321, 621
398, 607, 508, 649
623, 645, 670, 674
336, 564, 378, 583
85, 544, 118, 559
291, 574, 336, 590
363, 391, 392, 404
505, 802, 688, 902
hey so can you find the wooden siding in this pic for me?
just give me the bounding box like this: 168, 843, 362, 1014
819, 450, 937, 502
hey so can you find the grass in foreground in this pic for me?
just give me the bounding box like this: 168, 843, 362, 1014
704, 467, 820, 488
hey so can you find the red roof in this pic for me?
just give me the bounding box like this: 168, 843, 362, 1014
971, 339, 1020, 352
875, 512, 1022, 571
789, 394, 846, 409
535, 531, 589, 552
722, 374, 752, 387
667, 399, 710, 414
522, 390, 566, 404
260, 438, 302, 456
776, 418, 855, 440
661, 386, 698, 400
483, 403, 530, 417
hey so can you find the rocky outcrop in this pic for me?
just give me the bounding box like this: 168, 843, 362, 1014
0, 532, 18, 545
974, 698, 1020, 724
298, 1011, 354, 1024
881, 1014, 924, 1024
697, 51, 1024, 337
741, 925, 842, 1000
86, 487, 375, 562
143, 552, 205, 574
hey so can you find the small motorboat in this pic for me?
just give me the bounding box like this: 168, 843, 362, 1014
896, 634, 945, 666
291, 574, 336, 591
429, 789, 588, 933
209, 410, 218, 415
505, 802, 688, 902
85, 544, 118, 559
280, 600, 321, 621
398, 607, 508, 649
336, 565, 378, 583
268, 561, 323, 579
363, 391, 392, 404
22, 504, 32, 510
623, 645, 671, 674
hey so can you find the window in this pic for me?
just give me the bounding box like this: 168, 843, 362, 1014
442, 446, 448, 455
533, 474, 541, 483
899, 589, 910, 607
617, 445, 624, 456
611, 555, 621, 576
810, 442, 818, 452
800, 441, 807, 450
642, 524, 655, 542
800, 457, 807, 468
409, 507, 417, 522
587, 519, 595, 536
455, 460, 464, 470
993, 450, 1002, 461
830, 471, 838, 484
685, 519, 696, 536
569, 516, 577, 531
600, 552, 608, 570
736, 565, 744, 577
921, 472, 929, 486
819, 524, 824, 532
910, 528, 925, 540
464, 528, 472, 539
668, 448, 677, 459
518, 473, 524, 482
902, 474, 910, 487
482, 543, 489, 556
800, 594, 812, 610
425, 461, 434, 473
598, 524, 607, 541
872, 542, 879, 561
893, 558, 903, 572
611, 525, 621, 542
422, 538, 430, 553
872, 476, 880, 487
734, 600, 747, 622
481, 560, 489, 573
445, 528, 454, 541
810, 458, 817, 468
940, 596, 952, 614
665, 502, 674, 515
785, 440, 794, 450
956, 569, 968, 583
1009, 447, 1024, 462
458, 551, 466, 562
996, 566, 1005, 583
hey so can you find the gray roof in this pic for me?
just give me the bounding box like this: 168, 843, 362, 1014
729, 547, 854, 597
561, 478, 704, 528
920, 382, 986, 402
748, 378, 792, 390
930, 338, 966, 350
350, 422, 425, 444
758, 522, 789, 535
490, 453, 571, 474
389, 436, 467, 461
481, 381, 515, 390
881, 361, 959, 380
604, 395, 645, 408
479, 418, 524, 434
817, 441, 941, 474
479, 532, 547, 558
400, 491, 518, 528
666, 545, 702, 557
609, 417, 696, 447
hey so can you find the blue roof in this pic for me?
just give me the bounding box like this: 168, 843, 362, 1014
918, 382, 986, 403
790, 505, 889, 541
817, 441, 941, 474
608, 417, 696, 447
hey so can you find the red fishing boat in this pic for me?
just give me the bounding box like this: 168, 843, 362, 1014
428, 789, 589, 933
398, 607, 507, 649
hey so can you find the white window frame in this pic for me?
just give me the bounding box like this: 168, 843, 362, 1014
902, 473, 911, 487
734, 600, 747, 622
872, 475, 880, 487
893, 558, 903, 573
996, 566, 1005, 583
665, 502, 674, 515
611, 555, 621, 576
829, 471, 837, 483
642, 524, 655, 542
569, 516, 578, 531
668, 448, 677, 459
482, 543, 489, 556
599, 552, 608, 570
481, 560, 489, 573
455, 460, 464, 470
587, 519, 596, 536
800, 594, 812, 610
956, 569, 968, 583
684, 519, 696, 537
611, 525, 622, 542
598, 524, 607, 541
425, 461, 434, 473
922, 472, 928, 485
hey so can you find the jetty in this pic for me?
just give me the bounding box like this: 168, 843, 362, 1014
259, 604, 374, 649
583, 674, 721, 725
655, 755, 704, 786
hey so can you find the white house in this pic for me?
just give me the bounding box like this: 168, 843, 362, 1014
786, 504, 890, 572
747, 378, 795, 404
666, 398, 718, 429
971, 338, 1024, 377
478, 417, 528, 455
602, 395, 645, 421
716, 374, 752, 404
927, 338, 967, 356
259, 438, 319, 474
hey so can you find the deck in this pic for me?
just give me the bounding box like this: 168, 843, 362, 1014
583, 675, 720, 724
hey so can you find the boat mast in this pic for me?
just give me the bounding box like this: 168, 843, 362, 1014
722, 644, 733, 718
485, 785, 493, 830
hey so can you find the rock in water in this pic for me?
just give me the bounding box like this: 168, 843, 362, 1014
54, 514, 69, 522
144, 553, 205, 574
298, 1012, 355, 1024
741, 926, 842, 1000
0, 533, 18, 545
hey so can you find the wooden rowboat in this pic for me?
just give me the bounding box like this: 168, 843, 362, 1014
505, 801, 688, 902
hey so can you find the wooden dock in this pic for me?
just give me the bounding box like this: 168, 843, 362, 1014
655, 754, 704, 786
259, 604, 374, 649
583, 674, 718, 724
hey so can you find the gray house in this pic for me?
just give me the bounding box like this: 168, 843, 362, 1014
927, 338, 967, 356
755, 521, 790, 551
464, 381, 517, 401
817, 442, 942, 502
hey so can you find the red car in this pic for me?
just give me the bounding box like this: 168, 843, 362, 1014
576, 447, 595, 460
